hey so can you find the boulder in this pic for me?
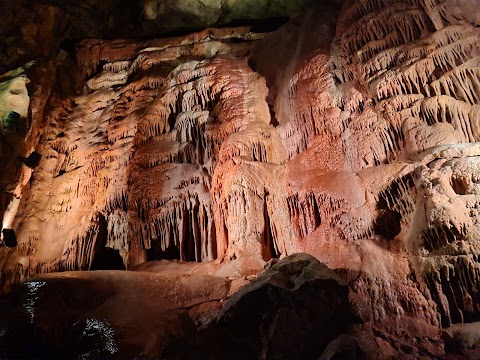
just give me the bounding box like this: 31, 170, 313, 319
166, 253, 355, 359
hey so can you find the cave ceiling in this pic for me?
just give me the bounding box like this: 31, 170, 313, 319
0, 0, 344, 74
21, 0, 343, 39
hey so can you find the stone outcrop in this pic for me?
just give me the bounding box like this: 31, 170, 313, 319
0, 267, 231, 358
0, 26, 284, 285
326, 0, 480, 330
443, 321, 480, 358
30, 0, 321, 39
1, 0, 480, 357
0, 254, 357, 359
165, 253, 357, 359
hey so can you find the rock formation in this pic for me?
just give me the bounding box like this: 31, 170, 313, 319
2, 0, 480, 357
0, 254, 356, 359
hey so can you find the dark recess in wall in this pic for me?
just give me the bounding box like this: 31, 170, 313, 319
90, 215, 125, 270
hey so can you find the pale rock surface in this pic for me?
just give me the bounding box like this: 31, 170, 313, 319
1, 0, 480, 357
0, 76, 30, 120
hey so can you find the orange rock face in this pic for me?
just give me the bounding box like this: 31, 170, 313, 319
2, 0, 480, 356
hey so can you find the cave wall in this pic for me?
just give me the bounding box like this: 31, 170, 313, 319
1, 0, 480, 341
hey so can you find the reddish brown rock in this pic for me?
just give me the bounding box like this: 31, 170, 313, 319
1, 0, 480, 357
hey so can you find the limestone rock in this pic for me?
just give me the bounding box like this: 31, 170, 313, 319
165, 253, 355, 359
0, 270, 230, 358
34, 0, 320, 39
1, 0, 480, 357
443, 322, 480, 358
220, 254, 352, 358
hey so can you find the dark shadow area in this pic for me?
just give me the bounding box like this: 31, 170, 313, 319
182, 211, 199, 262
140, 16, 290, 41
262, 198, 279, 261
249, 1, 343, 104
58, 36, 77, 53
18, 151, 42, 169
268, 104, 279, 127
425, 256, 480, 327
90, 248, 125, 271
451, 177, 468, 195
164, 254, 358, 359
90, 215, 125, 270
225, 17, 289, 33
146, 231, 181, 261
1, 229, 17, 248
373, 209, 402, 240
0, 277, 117, 359
421, 224, 463, 252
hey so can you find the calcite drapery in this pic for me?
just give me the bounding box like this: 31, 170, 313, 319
2, 0, 480, 354
0, 27, 286, 283
326, 0, 480, 328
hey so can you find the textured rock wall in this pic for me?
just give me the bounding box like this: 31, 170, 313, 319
327, 0, 480, 328
1, 27, 281, 281
1, 0, 480, 350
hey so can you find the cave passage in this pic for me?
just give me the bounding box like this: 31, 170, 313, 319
90, 247, 125, 270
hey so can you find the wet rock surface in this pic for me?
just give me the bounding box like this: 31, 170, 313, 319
0, 254, 363, 359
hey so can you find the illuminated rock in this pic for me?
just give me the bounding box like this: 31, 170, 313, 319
1, 0, 480, 357
0, 269, 231, 358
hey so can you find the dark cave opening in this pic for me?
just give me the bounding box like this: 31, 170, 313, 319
311, 194, 322, 229
182, 209, 200, 262
90, 247, 125, 270
59, 36, 77, 53
268, 104, 280, 127
262, 198, 279, 261
373, 209, 402, 240
90, 215, 125, 270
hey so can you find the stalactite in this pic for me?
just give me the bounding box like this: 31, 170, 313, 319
424, 255, 480, 326
3, 3, 480, 344
377, 174, 416, 216
129, 194, 216, 262
339, 0, 420, 33
286, 193, 319, 238
420, 0, 449, 30
398, 96, 477, 143
0, 17, 432, 349
341, 5, 429, 57
430, 57, 480, 105
355, 32, 405, 64
86, 71, 129, 91
60, 213, 100, 271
